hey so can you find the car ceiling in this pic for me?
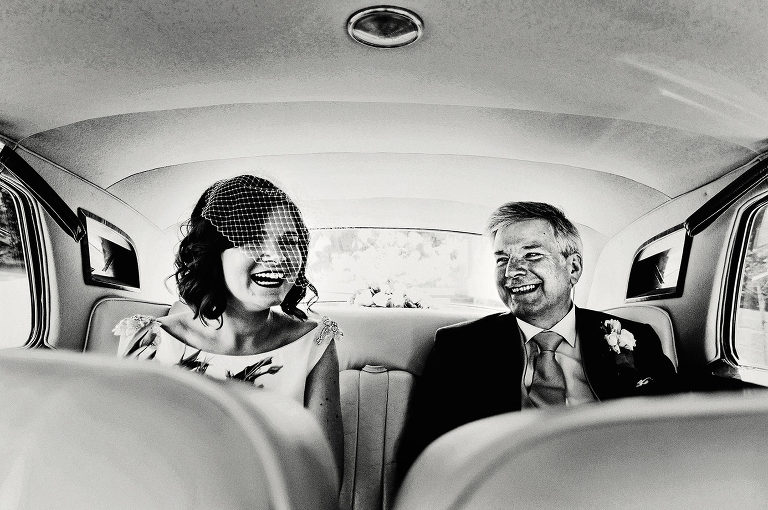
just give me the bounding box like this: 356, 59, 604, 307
1, 0, 767, 236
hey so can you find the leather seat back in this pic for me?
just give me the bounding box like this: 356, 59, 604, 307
314, 304, 490, 510
602, 304, 679, 369
394, 391, 768, 510
0, 348, 338, 510
82, 298, 493, 510
84, 297, 170, 353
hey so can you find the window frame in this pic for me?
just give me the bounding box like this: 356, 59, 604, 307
0, 173, 49, 348
78, 208, 141, 292
715, 190, 768, 384
624, 224, 692, 303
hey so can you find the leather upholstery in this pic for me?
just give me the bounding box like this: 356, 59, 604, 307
339, 367, 416, 510
602, 304, 679, 369
395, 391, 768, 509
313, 303, 489, 510
0, 348, 338, 510
84, 297, 171, 353
83, 299, 491, 510
313, 304, 488, 375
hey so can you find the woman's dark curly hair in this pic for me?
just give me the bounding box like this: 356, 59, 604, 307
174, 176, 317, 324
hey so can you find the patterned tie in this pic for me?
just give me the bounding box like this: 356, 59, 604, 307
528, 331, 567, 407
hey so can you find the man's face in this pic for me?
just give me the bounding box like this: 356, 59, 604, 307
492, 219, 582, 328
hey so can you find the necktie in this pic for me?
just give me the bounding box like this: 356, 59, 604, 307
528, 331, 566, 407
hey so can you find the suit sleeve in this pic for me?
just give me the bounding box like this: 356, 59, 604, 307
396, 327, 456, 482
634, 321, 678, 396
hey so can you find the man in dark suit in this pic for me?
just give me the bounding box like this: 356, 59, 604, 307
398, 201, 676, 478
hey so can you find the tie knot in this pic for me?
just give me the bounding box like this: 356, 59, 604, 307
532, 331, 563, 352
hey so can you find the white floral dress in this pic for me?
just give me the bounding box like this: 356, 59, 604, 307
113, 314, 342, 404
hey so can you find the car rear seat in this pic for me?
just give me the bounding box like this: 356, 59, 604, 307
84, 297, 171, 354
312, 304, 490, 510
394, 391, 768, 509
84, 298, 489, 510
84, 298, 680, 510
0, 347, 338, 510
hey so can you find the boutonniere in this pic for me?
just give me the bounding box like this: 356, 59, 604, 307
601, 319, 636, 353
601, 319, 653, 389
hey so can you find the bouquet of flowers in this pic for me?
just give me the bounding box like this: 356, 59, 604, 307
350, 281, 428, 308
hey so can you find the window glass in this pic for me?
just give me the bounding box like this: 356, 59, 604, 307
80, 209, 140, 290
0, 183, 32, 347
626, 227, 689, 301
306, 228, 502, 309
735, 204, 768, 368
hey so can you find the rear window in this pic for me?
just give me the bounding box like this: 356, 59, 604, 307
306, 228, 502, 309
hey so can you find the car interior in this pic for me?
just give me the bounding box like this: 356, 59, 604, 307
2, 1, 768, 509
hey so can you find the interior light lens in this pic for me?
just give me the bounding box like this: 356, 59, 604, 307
347, 6, 424, 48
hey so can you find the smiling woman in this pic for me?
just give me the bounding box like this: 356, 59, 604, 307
114, 174, 345, 477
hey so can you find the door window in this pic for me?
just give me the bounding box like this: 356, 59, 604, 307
0, 182, 32, 347
734, 203, 768, 368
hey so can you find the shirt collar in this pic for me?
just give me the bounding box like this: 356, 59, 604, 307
515, 305, 577, 348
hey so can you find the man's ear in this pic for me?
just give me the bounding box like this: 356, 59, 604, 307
567, 253, 583, 285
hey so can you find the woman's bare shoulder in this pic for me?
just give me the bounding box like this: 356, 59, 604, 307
272, 308, 319, 343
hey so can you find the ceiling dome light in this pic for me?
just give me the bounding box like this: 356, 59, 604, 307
347, 6, 423, 48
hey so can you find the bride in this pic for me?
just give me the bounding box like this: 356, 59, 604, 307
114, 175, 343, 476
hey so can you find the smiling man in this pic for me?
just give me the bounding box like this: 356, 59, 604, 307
398, 202, 676, 477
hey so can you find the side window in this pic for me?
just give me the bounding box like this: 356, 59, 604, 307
0, 181, 32, 347
734, 203, 768, 369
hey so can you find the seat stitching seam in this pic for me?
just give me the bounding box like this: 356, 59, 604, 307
352, 370, 362, 508
380, 369, 390, 510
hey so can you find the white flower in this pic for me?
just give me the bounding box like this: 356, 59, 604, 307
371, 291, 390, 307
604, 319, 621, 333
602, 317, 636, 353
618, 329, 636, 351
606, 331, 621, 353
353, 289, 374, 306
390, 293, 406, 308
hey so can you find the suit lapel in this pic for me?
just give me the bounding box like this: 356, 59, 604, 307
576, 307, 618, 401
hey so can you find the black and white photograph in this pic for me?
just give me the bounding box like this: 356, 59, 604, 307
1, 1, 768, 508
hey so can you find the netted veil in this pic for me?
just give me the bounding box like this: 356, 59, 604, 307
200, 175, 310, 287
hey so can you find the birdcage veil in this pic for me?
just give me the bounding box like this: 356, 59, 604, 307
201, 175, 310, 287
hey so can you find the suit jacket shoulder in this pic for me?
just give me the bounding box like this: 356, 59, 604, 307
435, 312, 512, 347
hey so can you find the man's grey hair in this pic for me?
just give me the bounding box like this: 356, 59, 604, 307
486, 201, 583, 258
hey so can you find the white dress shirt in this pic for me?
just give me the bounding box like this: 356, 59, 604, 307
517, 306, 596, 407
